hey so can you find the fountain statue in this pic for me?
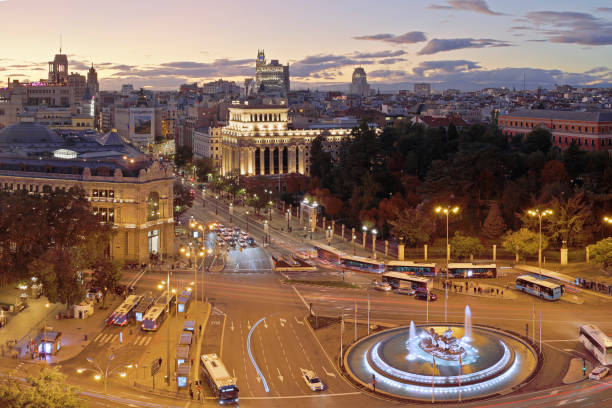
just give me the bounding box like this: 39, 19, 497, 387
418, 327, 465, 361
406, 321, 418, 360
464, 305, 473, 341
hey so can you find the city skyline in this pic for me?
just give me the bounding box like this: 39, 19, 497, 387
1, 0, 612, 91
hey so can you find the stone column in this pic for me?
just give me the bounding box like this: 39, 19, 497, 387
239, 148, 246, 175
289, 147, 297, 173
279, 147, 284, 174
269, 147, 275, 174
560, 248, 568, 265
247, 148, 254, 175
398, 243, 405, 261
586, 246, 590, 264
385, 240, 389, 256
298, 146, 306, 174
259, 148, 265, 175
493, 244, 497, 262
424, 244, 428, 261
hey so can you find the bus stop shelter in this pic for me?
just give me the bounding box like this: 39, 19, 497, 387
176, 364, 190, 388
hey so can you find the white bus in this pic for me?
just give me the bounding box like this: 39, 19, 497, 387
386, 261, 438, 276
382, 272, 433, 291
200, 354, 239, 404
106, 295, 143, 326
579, 325, 612, 366
447, 263, 497, 278
141, 291, 175, 331
134, 296, 155, 322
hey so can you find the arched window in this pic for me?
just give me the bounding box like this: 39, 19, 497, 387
147, 192, 160, 221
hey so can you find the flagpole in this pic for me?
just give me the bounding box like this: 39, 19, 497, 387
458, 355, 462, 402
340, 313, 344, 368
444, 285, 448, 322
354, 298, 357, 342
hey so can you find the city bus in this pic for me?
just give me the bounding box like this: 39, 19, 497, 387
200, 354, 239, 404
579, 324, 612, 366
341, 254, 385, 273
106, 295, 143, 326
133, 296, 155, 322
447, 263, 497, 279
382, 272, 433, 291
385, 261, 438, 276
515, 275, 563, 301
177, 290, 192, 313
313, 243, 345, 264
141, 291, 175, 331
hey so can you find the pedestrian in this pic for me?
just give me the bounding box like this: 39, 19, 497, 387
199, 324, 202, 334
501, 290, 504, 297
189, 389, 193, 400
197, 390, 201, 401
496, 288, 499, 295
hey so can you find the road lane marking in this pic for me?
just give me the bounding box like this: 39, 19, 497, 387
230, 321, 234, 331
248, 320, 251, 330
263, 319, 268, 329
236, 392, 361, 400
292, 286, 311, 312
277, 367, 284, 383
279, 318, 286, 327
323, 367, 336, 378
219, 314, 227, 359
94, 333, 104, 342
294, 316, 304, 325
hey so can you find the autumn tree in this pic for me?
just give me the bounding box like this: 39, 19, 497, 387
91, 259, 124, 307
388, 207, 434, 247
450, 232, 484, 260
588, 238, 612, 270
481, 203, 507, 239
173, 181, 194, 217
502, 228, 546, 262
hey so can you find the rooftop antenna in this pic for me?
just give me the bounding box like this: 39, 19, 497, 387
523, 72, 525, 91
60, 34, 62, 54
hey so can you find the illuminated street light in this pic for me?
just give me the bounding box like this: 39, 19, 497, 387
435, 205, 460, 277
362, 225, 368, 248
528, 209, 553, 279
372, 229, 378, 259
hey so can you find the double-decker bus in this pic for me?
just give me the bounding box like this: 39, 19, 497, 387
106, 295, 143, 326
579, 325, 612, 366
313, 243, 344, 264
341, 255, 385, 273
515, 275, 563, 301
200, 354, 239, 404
447, 263, 497, 279
382, 272, 433, 291
385, 261, 438, 276
134, 296, 155, 322
141, 291, 175, 331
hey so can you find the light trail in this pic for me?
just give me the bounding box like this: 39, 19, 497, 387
247, 317, 270, 393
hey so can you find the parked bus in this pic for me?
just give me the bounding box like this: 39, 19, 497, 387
177, 290, 192, 313
141, 291, 175, 331
341, 254, 385, 273
382, 272, 433, 291
134, 296, 155, 322
200, 354, 239, 404
106, 295, 143, 326
313, 243, 344, 264
579, 324, 612, 366
385, 261, 438, 276
447, 263, 497, 279
515, 275, 563, 301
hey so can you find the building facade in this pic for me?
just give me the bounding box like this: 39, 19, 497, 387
87, 64, 99, 96
255, 51, 290, 95
0, 120, 175, 264
193, 126, 222, 166
499, 110, 612, 151
414, 83, 431, 96
220, 102, 353, 192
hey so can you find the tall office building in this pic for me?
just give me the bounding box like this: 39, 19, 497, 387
414, 82, 431, 96
48, 52, 68, 84
349, 68, 370, 97
87, 64, 99, 95
255, 50, 290, 95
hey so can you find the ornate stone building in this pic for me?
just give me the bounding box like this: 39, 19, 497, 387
0, 120, 174, 264
220, 101, 353, 192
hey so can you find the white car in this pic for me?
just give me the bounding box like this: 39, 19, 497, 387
373, 281, 392, 292
589, 365, 609, 381
302, 370, 324, 391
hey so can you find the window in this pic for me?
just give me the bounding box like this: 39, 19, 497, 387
147, 192, 160, 221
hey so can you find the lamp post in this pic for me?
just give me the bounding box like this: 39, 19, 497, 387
215, 195, 219, 215
229, 203, 233, 224
372, 229, 378, 259
327, 226, 332, 246
362, 226, 367, 248
246, 211, 249, 233
528, 209, 553, 279
268, 201, 273, 221
286, 209, 290, 230
435, 205, 459, 280
604, 216, 612, 237
85, 354, 133, 394
352, 235, 357, 255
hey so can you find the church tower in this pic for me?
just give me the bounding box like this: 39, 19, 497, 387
87, 63, 99, 95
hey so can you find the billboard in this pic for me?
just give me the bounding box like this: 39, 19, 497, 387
134, 115, 152, 135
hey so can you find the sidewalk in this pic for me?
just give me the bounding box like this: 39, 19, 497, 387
562, 358, 594, 384
436, 280, 518, 300
132, 300, 210, 396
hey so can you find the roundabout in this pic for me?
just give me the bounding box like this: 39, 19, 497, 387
344, 308, 540, 402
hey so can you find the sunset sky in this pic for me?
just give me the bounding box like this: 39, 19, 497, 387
1, 0, 612, 91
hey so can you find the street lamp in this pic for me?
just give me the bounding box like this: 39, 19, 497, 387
604, 216, 612, 237
229, 203, 233, 224
372, 229, 378, 259
362, 226, 368, 248
352, 234, 357, 255
327, 226, 332, 245
528, 209, 553, 279
286, 209, 290, 230
246, 211, 249, 233
268, 201, 273, 221
435, 205, 459, 279
83, 354, 133, 394
215, 195, 219, 215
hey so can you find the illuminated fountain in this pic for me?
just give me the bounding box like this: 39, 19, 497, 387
345, 308, 540, 402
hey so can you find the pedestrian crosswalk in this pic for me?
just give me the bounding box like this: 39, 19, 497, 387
92, 332, 153, 346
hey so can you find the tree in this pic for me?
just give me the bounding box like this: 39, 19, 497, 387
194, 157, 215, 182
450, 232, 484, 260
481, 203, 507, 239
388, 207, 434, 247
502, 228, 546, 262
540, 160, 569, 186
523, 128, 552, 153
91, 259, 123, 307
173, 181, 194, 217
174, 145, 193, 168
309, 135, 334, 189
0, 366, 84, 408
588, 238, 612, 270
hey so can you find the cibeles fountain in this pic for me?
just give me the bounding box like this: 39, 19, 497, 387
344, 306, 540, 402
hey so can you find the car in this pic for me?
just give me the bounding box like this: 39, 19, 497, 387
246, 237, 256, 246
589, 366, 609, 381
414, 290, 437, 301
233, 226, 241, 232
239, 241, 248, 248
373, 281, 392, 292
302, 370, 324, 391
394, 287, 416, 296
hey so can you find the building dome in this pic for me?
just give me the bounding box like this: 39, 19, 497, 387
0, 120, 64, 145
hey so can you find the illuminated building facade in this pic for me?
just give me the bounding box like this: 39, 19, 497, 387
349, 68, 370, 97
255, 51, 290, 95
